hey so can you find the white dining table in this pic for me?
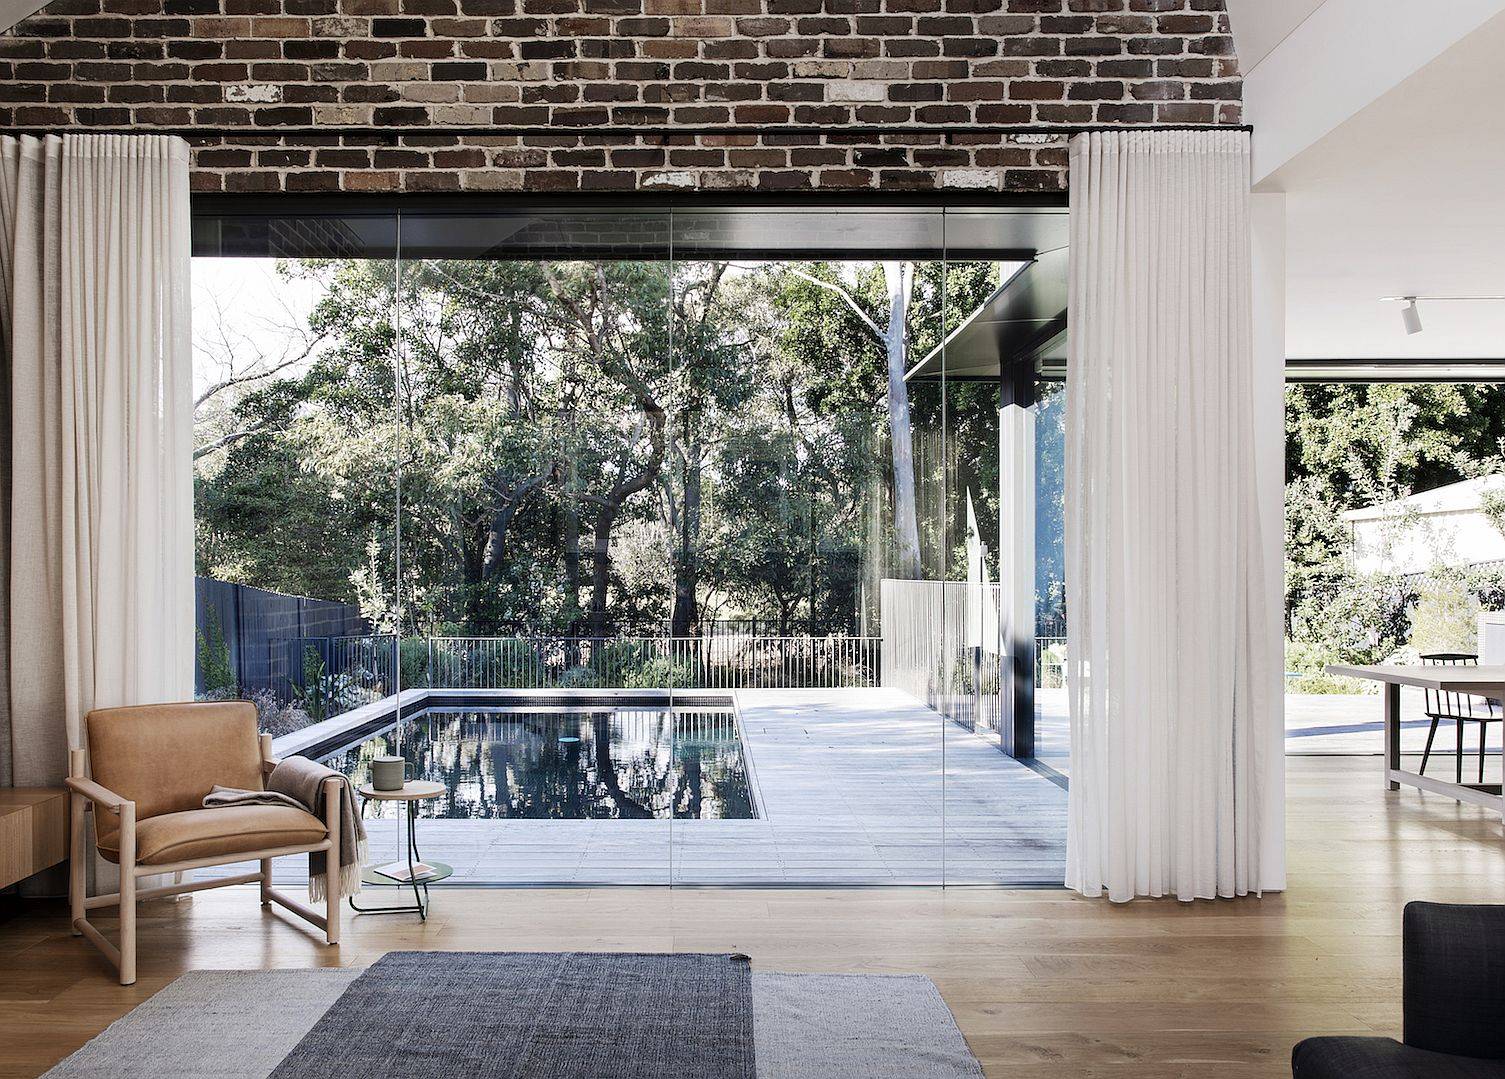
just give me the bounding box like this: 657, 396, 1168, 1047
1327, 663, 1505, 819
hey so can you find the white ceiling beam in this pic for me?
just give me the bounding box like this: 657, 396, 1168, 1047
1234, 0, 1505, 185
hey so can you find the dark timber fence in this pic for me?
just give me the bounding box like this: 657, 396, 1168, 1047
194, 576, 368, 700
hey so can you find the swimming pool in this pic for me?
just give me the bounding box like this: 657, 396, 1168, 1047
328, 705, 757, 820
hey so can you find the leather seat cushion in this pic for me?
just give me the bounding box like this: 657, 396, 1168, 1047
1292, 1037, 1505, 1078
98, 805, 327, 866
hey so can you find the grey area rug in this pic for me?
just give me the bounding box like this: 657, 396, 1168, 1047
272, 952, 754, 1079
43, 966, 984, 1079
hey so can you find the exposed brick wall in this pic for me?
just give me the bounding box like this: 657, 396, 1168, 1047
0, 0, 1242, 193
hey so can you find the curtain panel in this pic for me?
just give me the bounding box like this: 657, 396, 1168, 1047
0, 134, 194, 790
1064, 130, 1282, 902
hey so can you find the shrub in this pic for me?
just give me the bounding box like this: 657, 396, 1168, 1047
623, 656, 697, 689
1409, 568, 1480, 653
558, 664, 602, 689
1283, 638, 1371, 695
1289, 569, 1412, 666
197, 610, 236, 696
400, 635, 430, 690
252, 690, 315, 738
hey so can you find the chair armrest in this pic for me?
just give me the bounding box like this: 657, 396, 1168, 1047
1404, 901, 1505, 1058
259, 733, 278, 777
65, 775, 131, 815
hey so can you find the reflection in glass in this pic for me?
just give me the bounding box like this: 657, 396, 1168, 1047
1035, 378, 1067, 771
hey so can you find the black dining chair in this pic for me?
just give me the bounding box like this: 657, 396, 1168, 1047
1419, 653, 1501, 784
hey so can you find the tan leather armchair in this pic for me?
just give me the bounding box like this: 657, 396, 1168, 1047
67, 701, 342, 985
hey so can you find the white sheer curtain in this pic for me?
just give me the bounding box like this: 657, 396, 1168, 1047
1064, 130, 1282, 902
0, 134, 194, 790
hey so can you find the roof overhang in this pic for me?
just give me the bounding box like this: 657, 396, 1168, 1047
905, 245, 1069, 382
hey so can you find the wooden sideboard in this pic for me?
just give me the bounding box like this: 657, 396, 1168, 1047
0, 788, 68, 890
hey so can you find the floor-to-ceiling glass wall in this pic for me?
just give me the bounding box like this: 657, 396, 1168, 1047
393, 210, 678, 884
933, 211, 1069, 883
665, 207, 948, 884
1034, 369, 1068, 775
1283, 376, 1505, 777
191, 210, 401, 882
190, 198, 1070, 887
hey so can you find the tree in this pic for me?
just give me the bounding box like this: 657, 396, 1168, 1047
758, 261, 922, 578
541, 261, 672, 638
1285, 382, 1505, 620
193, 251, 1006, 649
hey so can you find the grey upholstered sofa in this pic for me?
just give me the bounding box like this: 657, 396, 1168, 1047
1292, 902, 1505, 1078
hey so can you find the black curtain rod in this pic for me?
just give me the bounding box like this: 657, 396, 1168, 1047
6, 123, 1254, 141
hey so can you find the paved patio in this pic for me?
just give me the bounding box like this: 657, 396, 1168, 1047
236, 687, 1067, 889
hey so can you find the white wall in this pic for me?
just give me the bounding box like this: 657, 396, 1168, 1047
1351, 510, 1505, 577
1252, 191, 1287, 892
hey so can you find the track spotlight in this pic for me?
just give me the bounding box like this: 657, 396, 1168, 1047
1383, 293, 1505, 336
1401, 297, 1422, 336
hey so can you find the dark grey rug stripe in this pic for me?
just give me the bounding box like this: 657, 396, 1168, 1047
269, 952, 755, 1079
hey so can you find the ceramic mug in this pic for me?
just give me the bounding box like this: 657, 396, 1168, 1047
372, 755, 407, 791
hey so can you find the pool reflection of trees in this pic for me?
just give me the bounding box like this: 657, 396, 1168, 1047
338, 709, 755, 820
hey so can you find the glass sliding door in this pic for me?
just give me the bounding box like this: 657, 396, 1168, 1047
934, 210, 1069, 885
193, 197, 1070, 888
392, 210, 675, 885
1033, 372, 1068, 774
191, 211, 400, 883
667, 207, 946, 884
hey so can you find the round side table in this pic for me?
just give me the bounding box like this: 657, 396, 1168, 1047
349, 779, 452, 920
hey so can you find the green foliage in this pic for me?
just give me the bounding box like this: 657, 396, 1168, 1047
400, 635, 430, 690
1481, 489, 1505, 539
1409, 568, 1480, 654
621, 656, 698, 689
1288, 567, 1411, 667
1283, 639, 1372, 695
557, 665, 603, 689
1284, 382, 1505, 619
193, 252, 1017, 651
292, 647, 333, 724
1283, 383, 1505, 688
196, 609, 236, 696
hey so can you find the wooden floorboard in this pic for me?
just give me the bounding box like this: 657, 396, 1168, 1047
2, 753, 1501, 1078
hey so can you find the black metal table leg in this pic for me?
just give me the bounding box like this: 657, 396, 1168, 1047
349, 793, 439, 919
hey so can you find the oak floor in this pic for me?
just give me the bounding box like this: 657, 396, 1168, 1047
3, 753, 1502, 1079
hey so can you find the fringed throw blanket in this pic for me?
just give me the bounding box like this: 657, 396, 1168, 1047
204, 757, 367, 901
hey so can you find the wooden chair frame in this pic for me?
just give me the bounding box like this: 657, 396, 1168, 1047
66, 733, 341, 985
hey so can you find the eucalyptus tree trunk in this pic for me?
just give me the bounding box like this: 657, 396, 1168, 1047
670, 433, 702, 638
883, 261, 921, 579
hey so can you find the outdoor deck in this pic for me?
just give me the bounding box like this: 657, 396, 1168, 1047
246, 687, 1068, 888
215, 685, 1499, 891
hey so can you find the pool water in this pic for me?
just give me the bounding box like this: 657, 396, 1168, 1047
329, 706, 756, 820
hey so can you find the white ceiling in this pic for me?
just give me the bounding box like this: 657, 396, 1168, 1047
1224, 0, 1326, 73
1269, 10, 1505, 359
